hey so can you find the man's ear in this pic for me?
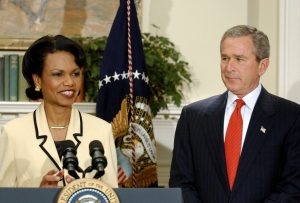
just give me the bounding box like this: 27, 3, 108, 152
32, 74, 41, 88
258, 58, 269, 76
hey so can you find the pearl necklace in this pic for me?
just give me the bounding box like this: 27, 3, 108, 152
49, 124, 69, 129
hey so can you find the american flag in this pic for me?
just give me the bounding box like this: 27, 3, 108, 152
96, 0, 158, 187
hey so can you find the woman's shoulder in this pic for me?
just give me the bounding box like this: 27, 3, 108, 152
2, 113, 34, 138
79, 112, 112, 136
3, 112, 33, 129
79, 112, 111, 127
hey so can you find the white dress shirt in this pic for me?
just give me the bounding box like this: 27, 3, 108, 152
223, 84, 262, 152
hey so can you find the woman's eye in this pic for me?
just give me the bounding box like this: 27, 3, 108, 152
72, 72, 81, 77
52, 72, 63, 77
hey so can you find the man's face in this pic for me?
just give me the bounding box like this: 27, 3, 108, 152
220, 35, 269, 98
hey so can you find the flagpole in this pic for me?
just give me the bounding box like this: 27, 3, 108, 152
97, 0, 158, 187
127, 0, 137, 188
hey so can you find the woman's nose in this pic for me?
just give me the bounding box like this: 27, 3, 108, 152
63, 75, 75, 86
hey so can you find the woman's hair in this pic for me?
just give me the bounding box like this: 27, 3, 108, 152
22, 35, 87, 100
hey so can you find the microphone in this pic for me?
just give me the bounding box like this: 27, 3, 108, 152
61, 140, 80, 179
89, 140, 107, 179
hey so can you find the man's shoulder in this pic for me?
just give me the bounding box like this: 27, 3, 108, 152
182, 93, 226, 116
257, 89, 300, 119
186, 93, 226, 110
263, 90, 300, 111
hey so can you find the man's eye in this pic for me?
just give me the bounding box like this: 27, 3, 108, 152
236, 57, 244, 62
221, 57, 228, 61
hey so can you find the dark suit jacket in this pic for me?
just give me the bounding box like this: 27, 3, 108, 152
169, 87, 300, 203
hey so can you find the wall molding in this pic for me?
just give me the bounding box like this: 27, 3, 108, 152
0, 102, 182, 116
279, 0, 300, 103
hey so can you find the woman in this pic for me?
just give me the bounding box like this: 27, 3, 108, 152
0, 35, 118, 188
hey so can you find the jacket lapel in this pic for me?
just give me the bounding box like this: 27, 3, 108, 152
232, 88, 276, 193
34, 104, 61, 170
65, 109, 83, 149
34, 104, 83, 170
204, 93, 231, 194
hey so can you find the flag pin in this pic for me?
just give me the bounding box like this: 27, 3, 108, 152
260, 126, 266, 134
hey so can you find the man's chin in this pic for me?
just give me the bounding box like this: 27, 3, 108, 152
225, 84, 240, 92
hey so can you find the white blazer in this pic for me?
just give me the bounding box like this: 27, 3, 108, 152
0, 103, 118, 188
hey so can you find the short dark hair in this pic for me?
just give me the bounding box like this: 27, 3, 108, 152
220, 25, 270, 62
22, 35, 87, 100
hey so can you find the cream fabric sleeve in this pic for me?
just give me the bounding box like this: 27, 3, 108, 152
0, 125, 17, 187
106, 125, 118, 188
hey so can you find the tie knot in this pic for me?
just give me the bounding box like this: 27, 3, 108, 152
235, 99, 245, 109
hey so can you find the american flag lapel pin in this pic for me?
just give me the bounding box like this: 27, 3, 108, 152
260, 126, 266, 134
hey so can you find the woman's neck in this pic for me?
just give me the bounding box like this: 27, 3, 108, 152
44, 103, 72, 141
44, 103, 72, 127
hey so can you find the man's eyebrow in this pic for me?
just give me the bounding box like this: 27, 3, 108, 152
232, 54, 246, 58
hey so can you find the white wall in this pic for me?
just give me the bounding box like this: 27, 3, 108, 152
248, 0, 278, 97
142, 0, 278, 103
279, 0, 300, 104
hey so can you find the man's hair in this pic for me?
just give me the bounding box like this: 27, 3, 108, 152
220, 25, 270, 62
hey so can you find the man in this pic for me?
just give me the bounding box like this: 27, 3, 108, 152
169, 25, 300, 202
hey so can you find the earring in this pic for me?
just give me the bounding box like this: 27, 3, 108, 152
35, 86, 40, 92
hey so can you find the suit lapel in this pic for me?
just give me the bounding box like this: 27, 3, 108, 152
65, 109, 83, 149
204, 93, 231, 194
34, 105, 61, 170
34, 104, 83, 171
232, 88, 276, 193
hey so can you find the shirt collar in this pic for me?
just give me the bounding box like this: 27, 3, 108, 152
226, 84, 262, 110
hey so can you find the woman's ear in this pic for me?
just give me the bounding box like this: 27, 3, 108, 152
32, 74, 41, 89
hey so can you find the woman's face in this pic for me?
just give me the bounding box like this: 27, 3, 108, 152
33, 51, 83, 108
